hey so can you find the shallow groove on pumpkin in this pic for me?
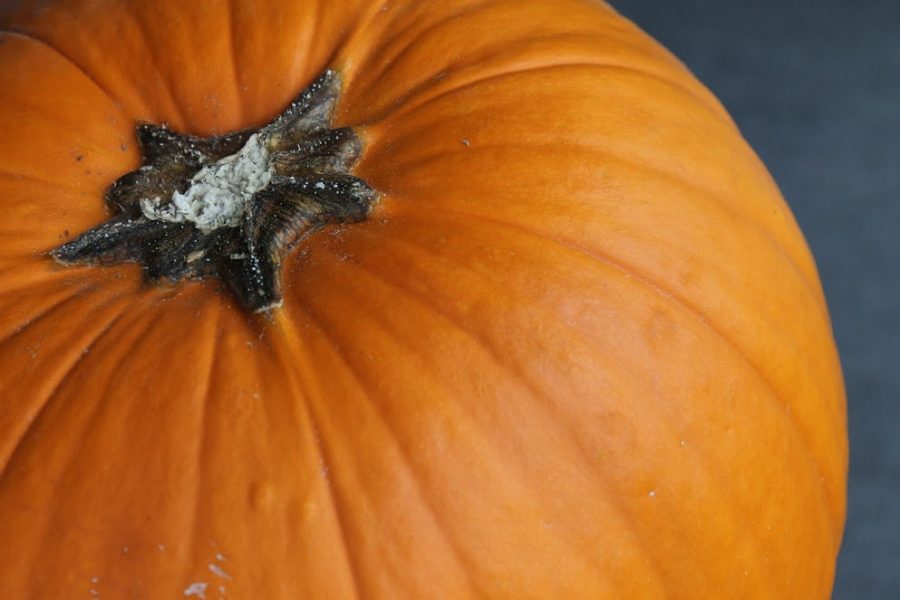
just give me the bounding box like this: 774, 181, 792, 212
337, 220, 794, 592
14, 295, 166, 596
313, 241, 679, 591
0, 283, 94, 346
0, 290, 132, 482
377, 139, 822, 299
284, 225, 684, 584
0, 170, 98, 196
294, 315, 487, 596
286, 309, 612, 594
128, 13, 191, 130
376, 57, 727, 129
353, 1, 491, 91
224, 0, 243, 123
390, 203, 840, 544
305, 244, 625, 586
182, 299, 221, 593
270, 317, 366, 599
0, 29, 125, 119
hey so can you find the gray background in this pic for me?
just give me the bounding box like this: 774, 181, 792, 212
612, 0, 899, 597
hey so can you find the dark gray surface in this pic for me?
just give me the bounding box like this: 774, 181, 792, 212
611, 0, 899, 597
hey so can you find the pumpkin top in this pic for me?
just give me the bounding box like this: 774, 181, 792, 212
0, 0, 846, 598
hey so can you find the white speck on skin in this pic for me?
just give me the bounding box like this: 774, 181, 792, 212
461, 138, 471, 146
184, 582, 208, 598
679, 439, 687, 447
91, 577, 99, 583
141, 133, 273, 231
158, 544, 166, 552
215, 553, 226, 562
209, 563, 231, 579
648, 490, 656, 497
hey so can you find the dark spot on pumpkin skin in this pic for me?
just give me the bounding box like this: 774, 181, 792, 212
75, 154, 84, 161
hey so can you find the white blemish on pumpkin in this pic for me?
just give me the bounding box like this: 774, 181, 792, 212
209, 563, 231, 579
461, 138, 471, 146
215, 552, 227, 562
184, 582, 208, 598
141, 133, 273, 231
679, 439, 686, 447
648, 490, 656, 497
158, 544, 166, 552
91, 577, 99, 583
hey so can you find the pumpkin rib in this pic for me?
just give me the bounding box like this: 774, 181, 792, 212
269, 320, 367, 600
295, 236, 694, 592
381, 182, 837, 451
340, 219, 799, 594
350, 211, 839, 591
311, 252, 630, 578
281, 315, 488, 599
347, 1, 492, 95
364, 58, 726, 133
0, 29, 123, 117
0, 290, 130, 483
20, 306, 158, 594
300, 308, 505, 597
11, 294, 167, 597
380, 139, 822, 301
344, 0, 725, 122
0, 277, 107, 351
181, 298, 222, 595
126, 12, 190, 130
224, 0, 243, 125
395, 202, 840, 543
0, 169, 93, 196
313, 240, 683, 594
286, 270, 639, 597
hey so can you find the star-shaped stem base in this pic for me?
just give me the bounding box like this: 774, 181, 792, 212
53, 70, 377, 312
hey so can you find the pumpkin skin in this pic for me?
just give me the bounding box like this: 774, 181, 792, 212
0, 0, 847, 597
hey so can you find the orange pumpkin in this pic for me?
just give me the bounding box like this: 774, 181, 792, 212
0, 0, 846, 598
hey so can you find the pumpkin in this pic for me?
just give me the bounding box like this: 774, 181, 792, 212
0, 0, 847, 598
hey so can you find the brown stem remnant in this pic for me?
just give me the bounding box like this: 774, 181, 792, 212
53, 70, 377, 312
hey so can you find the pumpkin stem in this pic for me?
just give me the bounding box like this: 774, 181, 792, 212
52, 69, 377, 313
